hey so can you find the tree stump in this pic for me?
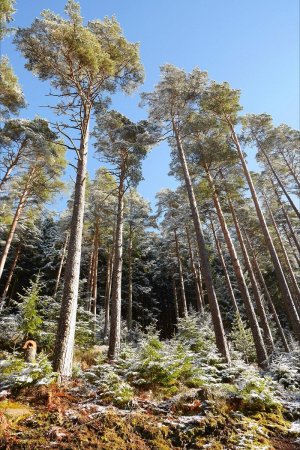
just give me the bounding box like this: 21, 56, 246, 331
23, 340, 37, 363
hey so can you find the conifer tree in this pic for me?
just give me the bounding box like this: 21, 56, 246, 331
142, 65, 231, 363
0, 125, 66, 280
0, 0, 25, 119
15, 0, 143, 377
93, 111, 152, 359
201, 81, 300, 340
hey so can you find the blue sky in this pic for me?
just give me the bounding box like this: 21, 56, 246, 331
2, 0, 299, 211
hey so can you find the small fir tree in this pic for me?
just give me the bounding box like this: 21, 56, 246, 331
19, 275, 43, 339
230, 313, 256, 364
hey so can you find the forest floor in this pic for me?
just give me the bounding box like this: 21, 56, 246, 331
0, 379, 299, 449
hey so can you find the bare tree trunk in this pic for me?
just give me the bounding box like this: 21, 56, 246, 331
204, 167, 268, 367
91, 223, 99, 317
127, 224, 133, 330
210, 218, 239, 315
174, 228, 188, 317
186, 226, 204, 312
263, 194, 300, 305
0, 165, 16, 190
279, 151, 300, 192
108, 161, 125, 360
251, 132, 300, 219
243, 229, 290, 352
53, 110, 90, 379
271, 179, 300, 257
172, 276, 179, 321
0, 140, 28, 190
228, 198, 275, 352
282, 223, 300, 267
53, 233, 69, 299
87, 233, 97, 311
0, 243, 21, 309
103, 247, 112, 338
196, 264, 205, 307
173, 125, 230, 363
229, 123, 300, 339
0, 169, 34, 280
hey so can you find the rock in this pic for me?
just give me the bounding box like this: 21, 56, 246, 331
0, 389, 11, 400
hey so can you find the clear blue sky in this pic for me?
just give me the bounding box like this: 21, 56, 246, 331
2, 0, 299, 211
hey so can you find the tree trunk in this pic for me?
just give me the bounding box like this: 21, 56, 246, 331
282, 223, 300, 267
210, 218, 239, 315
53, 233, 69, 299
229, 122, 300, 339
0, 243, 21, 309
271, 181, 300, 256
103, 247, 112, 338
0, 169, 34, 280
172, 276, 179, 321
91, 223, 99, 317
0, 140, 27, 190
108, 160, 125, 360
228, 198, 275, 352
174, 228, 188, 317
251, 132, 300, 219
196, 264, 205, 307
263, 193, 300, 305
173, 124, 231, 363
0, 165, 16, 191
127, 224, 133, 330
243, 229, 290, 352
186, 226, 204, 312
279, 151, 300, 192
204, 166, 268, 367
53, 110, 90, 379
87, 232, 97, 311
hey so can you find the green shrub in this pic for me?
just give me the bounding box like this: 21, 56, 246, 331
269, 347, 300, 390
82, 363, 134, 407
237, 370, 281, 413
0, 351, 56, 389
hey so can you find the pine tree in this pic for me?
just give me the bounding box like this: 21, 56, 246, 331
15, 0, 144, 378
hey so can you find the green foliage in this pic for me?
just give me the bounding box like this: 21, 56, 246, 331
0, 351, 56, 389
82, 363, 134, 407
0, 57, 25, 118
237, 370, 281, 414
176, 311, 216, 354
123, 327, 197, 391
18, 276, 43, 339
14, 3, 143, 95
201, 81, 242, 124
0, 0, 15, 39
75, 306, 100, 349
93, 110, 154, 188
37, 295, 60, 352
269, 346, 300, 390
229, 313, 256, 363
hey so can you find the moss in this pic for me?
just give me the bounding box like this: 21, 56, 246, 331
252, 411, 291, 434
0, 399, 32, 425
1, 378, 298, 450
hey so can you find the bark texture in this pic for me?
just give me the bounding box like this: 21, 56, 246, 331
108, 159, 125, 360
53, 112, 90, 379
210, 218, 239, 315
0, 168, 34, 280
0, 243, 21, 309
173, 126, 231, 363
229, 123, 300, 339
53, 233, 69, 299
228, 198, 274, 352
174, 228, 188, 317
